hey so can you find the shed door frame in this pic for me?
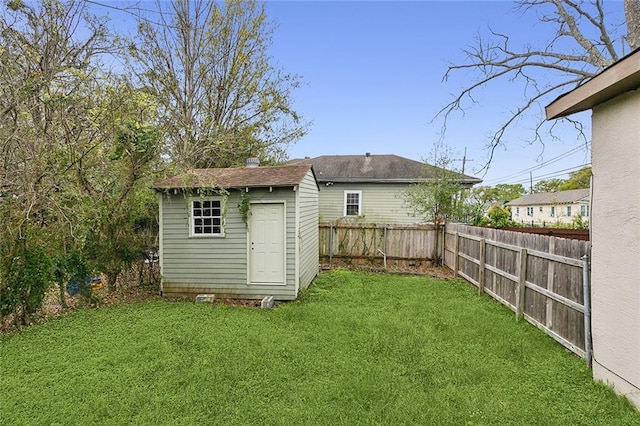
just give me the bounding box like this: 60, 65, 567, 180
247, 201, 287, 286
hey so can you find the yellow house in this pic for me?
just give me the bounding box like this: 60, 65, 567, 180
506, 189, 589, 227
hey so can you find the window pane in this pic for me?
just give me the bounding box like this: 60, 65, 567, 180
193, 198, 223, 235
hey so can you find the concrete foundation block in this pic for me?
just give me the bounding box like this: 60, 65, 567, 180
261, 296, 274, 309
195, 294, 215, 304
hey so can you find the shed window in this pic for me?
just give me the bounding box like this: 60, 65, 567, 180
191, 199, 223, 236
344, 191, 362, 216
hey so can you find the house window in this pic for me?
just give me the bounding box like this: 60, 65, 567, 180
191, 198, 223, 236
515, 207, 519, 216
550, 207, 555, 217
581, 205, 589, 217
344, 191, 362, 216
526, 207, 533, 216
539, 207, 543, 213
567, 206, 572, 216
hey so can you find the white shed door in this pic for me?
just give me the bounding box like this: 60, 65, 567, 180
249, 203, 285, 285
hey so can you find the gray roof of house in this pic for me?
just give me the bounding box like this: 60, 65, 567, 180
506, 188, 590, 206
289, 154, 482, 184
154, 164, 316, 190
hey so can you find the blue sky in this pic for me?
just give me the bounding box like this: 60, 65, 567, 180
262, 0, 610, 187
99, 0, 625, 187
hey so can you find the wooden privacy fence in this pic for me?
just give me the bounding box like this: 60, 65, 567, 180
444, 223, 592, 363
319, 222, 437, 267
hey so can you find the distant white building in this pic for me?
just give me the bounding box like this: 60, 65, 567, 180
506, 188, 590, 226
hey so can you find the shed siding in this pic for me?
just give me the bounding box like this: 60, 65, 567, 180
319, 182, 420, 224
160, 188, 298, 300
298, 170, 319, 290
591, 88, 640, 406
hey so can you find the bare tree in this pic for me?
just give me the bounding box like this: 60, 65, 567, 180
128, 0, 307, 168
439, 0, 640, 172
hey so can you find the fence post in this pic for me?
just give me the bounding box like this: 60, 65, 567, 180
329, 223, 334, 267
582, 254, 592, 367
545, 237, 555, 329
516, 248, 528, 319
453, 231, 459, 276
478, 238, 486, 295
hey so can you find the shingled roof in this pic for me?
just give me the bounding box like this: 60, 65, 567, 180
506, 188, 590, 206
154, 164, 315, 190
289, 154, 481, 184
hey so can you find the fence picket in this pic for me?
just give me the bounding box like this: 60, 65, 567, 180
444, 223, 591, 361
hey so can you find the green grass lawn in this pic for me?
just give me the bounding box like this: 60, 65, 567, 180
2, 270, 638, 425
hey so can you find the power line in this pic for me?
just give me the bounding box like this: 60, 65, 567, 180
482, 143, 590, 185
505, 163, 591, 187
84, 0, 179, 29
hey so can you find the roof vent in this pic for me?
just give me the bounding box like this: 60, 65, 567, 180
365, 152, 371, 157
245, 157, 260, 168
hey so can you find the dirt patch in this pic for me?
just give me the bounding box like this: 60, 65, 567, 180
1, 283, 162, 336
321, 259, 454, 279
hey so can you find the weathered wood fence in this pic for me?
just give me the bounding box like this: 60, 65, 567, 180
319, 223, 437, 267
444, 223, 592, 362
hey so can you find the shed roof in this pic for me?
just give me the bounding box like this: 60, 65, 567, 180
154, 164, 316, 190
546, 48, 640, 119
506, 188, 590, 206
289, 154, 482, 184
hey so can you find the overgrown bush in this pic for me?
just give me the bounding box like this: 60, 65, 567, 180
477, 205, 517, 228
0, 237, 53, 326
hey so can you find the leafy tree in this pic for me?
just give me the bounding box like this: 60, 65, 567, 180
402, 144, 483, 262
402, 145, 467, 225
440, 0, 640, 170
0, 0, 112, 316
472, 183, 526, 204
0, 0, 161, 323
127, 0, 307, 168
532, 178, 564, 193
558, 167, 591, 190
478, 205, 517, 228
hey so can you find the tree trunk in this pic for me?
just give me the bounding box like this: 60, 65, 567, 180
105, 271, 119, 293
625, 0, 640, 51
57, 280, 68, 309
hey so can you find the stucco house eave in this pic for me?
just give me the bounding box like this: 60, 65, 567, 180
546, 47, 640, 119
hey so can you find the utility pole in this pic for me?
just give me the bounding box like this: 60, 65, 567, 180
455, 147, 474, 220
530, 171, 533, 193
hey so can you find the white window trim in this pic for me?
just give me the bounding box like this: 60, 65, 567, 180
343, 190, 362, 217
189, 197, 225, 238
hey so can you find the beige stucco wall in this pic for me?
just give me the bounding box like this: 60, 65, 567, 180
591, 88, 640, 407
